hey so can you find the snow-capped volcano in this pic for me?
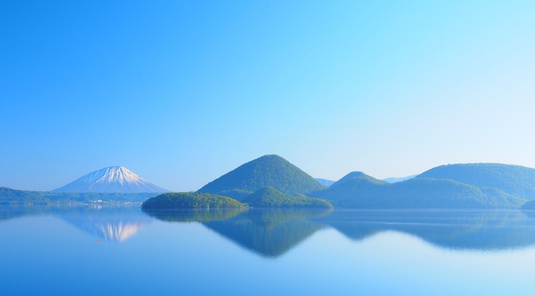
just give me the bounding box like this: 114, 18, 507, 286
52, 166, 169, 193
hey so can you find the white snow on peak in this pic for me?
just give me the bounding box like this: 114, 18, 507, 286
53, 166, 168, 193
80, 166, 147, 185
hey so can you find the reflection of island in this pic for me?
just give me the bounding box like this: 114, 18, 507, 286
143, 208, 245, 223
321, 210, 535, 250
59, 207, 153, 242
144, 208, 332, 257
203, 210, 331, 257
6, 206, 535, 252
144, 208, 535, 255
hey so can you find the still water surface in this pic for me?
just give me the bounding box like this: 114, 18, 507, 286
1, 206, 535, 295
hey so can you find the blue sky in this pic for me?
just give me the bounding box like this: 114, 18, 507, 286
1, 1, 534, 191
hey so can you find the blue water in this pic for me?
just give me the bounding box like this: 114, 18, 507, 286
1, 206, 535, 296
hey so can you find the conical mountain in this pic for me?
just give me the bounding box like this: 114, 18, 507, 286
332, 171, 388, 187
52, 166, 168, 193
197, 155, 325, 200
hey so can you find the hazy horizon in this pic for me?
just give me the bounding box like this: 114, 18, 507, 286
2, 1, 534, 192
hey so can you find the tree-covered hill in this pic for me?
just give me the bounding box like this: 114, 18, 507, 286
332, 171, 389, 186
141, 192, 246, 209
243, 186, 333, 209
197, 155, 326, 200
417, 163, 535, 199
0, 187, 51, 205
310, 173, 526, 209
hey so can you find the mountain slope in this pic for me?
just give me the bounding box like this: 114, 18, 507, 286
310, 172, 525, 209
197, 155, 325, 200
332, 171, 388, 186
53, 166, 168, 193
417, 163, 535, 199
243, 186, 333, 209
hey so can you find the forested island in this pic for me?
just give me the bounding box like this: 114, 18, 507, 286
141, 192, 246, 209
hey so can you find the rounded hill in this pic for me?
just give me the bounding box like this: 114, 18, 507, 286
417, 163, 535, 199
197, 155, 325, 200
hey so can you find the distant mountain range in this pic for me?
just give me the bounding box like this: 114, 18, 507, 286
0, 187, 158, 206
317, 175, 417, 186
417, 163, 535, 199
310, 172, 525, 209
1, 166, 167, 205
195, 156, 535, 209
383, 175, 417, 183
3, 155, 535, 209
53, 166, 168, 193
315, 178, 335, 187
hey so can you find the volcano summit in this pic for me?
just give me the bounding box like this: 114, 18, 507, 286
52, 166, 168, 193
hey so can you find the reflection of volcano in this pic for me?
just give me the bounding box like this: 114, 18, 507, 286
59, 207, 153, 242
321, 210, 535, 250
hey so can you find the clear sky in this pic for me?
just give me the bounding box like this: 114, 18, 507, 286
1, 1, 534, 192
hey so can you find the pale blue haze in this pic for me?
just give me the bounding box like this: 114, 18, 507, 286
1, 1, 534, 191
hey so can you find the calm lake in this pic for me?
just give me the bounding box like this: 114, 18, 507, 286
1, 206, 535, 295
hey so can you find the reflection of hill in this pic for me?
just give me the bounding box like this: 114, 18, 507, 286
142, 209, 244, 223
145, 208, 331, 258
58, 207, 152, 242
202, 210, 331, 258
321, 210, 535, 250
522, 209, 535, 218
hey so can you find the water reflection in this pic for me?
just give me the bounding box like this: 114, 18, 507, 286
145, 208, 535, 254
144, 208, 332, 258
203, 209, 331, 258
321, 210, 535, 250
58, 207, 152, 242
0, 206, 152, 242
3, 206, 535, 252
143, 208, 244, 223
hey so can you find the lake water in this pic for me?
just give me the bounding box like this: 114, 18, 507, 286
2, 206, 535, 296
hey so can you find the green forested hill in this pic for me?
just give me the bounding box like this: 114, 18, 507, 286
417, 163, 535, 199
0, 187, 51, 205
311, 173, 526, 209
333, 171, 388, 186
243, 186, 332, 209
197, 155, 325, 200
142, 192, 246, 209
